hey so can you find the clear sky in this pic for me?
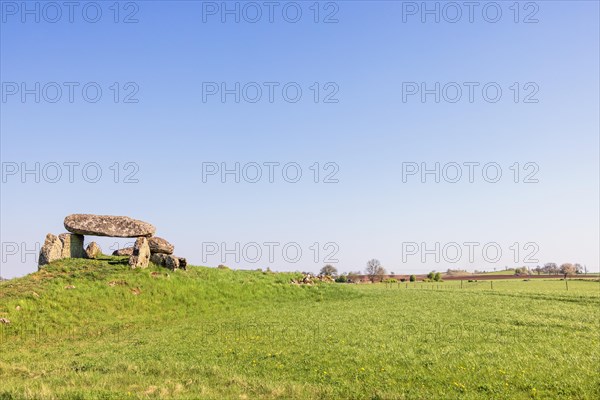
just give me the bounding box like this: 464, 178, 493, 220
1, 1, 598, 279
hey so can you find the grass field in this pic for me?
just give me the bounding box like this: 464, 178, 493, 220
471, 269, 518, 275
1, 258, 599, 399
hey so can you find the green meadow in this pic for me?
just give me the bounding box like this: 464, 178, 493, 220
1, 258, 599, 399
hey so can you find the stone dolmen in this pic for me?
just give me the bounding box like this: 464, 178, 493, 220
38, 214, 186, 270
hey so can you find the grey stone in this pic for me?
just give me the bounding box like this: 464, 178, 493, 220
150, 253, 186, 270
39, 233, 63, 267
128, 237, 150, 269
150, 253, 168, 266
178, 257, 187, 270
148, 237, 174, 254
64, 214, 155, 238
85, 242, 102, 259
112, 247, 134, 256
59, 233, 85, 259
165, 256, 180, 270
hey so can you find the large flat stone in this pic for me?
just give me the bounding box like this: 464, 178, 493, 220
64, 214, 155, 238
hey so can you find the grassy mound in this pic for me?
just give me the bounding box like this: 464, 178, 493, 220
1, 257, 354, 332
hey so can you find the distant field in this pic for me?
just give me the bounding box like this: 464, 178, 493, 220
1, 259, 599, 399
472, 269, 518, 275
443, 270, 600, 280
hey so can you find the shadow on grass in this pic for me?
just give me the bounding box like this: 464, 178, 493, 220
106, 257, 129, 266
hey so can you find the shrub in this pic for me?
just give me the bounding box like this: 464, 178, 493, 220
320, 264, 338, 277
335, 275, 347, 283
434, 272, 441, 281
409, 275, 416, 282
400, 278, 406, 282
383, 278, 397, 284
217, 264, 229, 270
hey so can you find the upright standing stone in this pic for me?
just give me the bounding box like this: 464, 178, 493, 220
64, 214, 156, 238
59, 233, 85, 258
129, 237, 150, 269
39, 234, 63, 267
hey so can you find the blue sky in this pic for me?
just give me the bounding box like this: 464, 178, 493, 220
1, 1, 599, 278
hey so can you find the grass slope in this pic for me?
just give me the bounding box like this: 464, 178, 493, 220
1, 258, 599, 399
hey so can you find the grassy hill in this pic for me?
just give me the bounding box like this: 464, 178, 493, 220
1, 258, 599, 399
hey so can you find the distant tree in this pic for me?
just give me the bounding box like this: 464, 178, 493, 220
433, 272, 441, 281
544, 263, 559, 275
560, 263, 576, 279
427, 271, 435, 280
320, 264, 338, 277
574, 263, 584, 274
409, 274, 416, 282
514, 266, 529, 276
542, 264, 549, 274
533, 265, 542, 275
365, 259, 386, 283
335, 274, 347, 283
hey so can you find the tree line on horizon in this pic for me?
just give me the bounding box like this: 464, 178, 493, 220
318, 260, 590, 283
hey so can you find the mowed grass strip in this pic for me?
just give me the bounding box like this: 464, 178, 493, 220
1, 259, 599, 399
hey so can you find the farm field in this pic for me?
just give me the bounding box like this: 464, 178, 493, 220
469, 270, 522, 276
1, 259, 599, 399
